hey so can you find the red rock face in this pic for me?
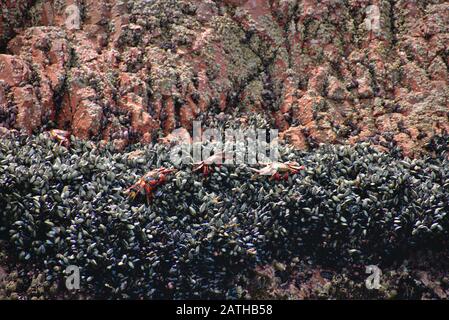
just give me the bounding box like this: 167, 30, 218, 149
0, 0, 448, 155
0, 0, 35, 50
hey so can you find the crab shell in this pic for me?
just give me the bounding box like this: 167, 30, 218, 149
143, 168, 173, 180
192, 153, 229, 173
49, 129, 70, 139
126, 168, 174, 201
281, 161, 304, 171
253, 161, 304, 176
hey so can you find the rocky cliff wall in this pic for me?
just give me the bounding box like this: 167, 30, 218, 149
0, 0, 448, 155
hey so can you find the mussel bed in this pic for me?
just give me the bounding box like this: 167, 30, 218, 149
1, 133, 448, 299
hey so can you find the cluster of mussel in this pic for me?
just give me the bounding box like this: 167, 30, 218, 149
0, 131, 448, 299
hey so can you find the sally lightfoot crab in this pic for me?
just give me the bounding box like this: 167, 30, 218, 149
192, 153, 229, 177
125, 167, 175, 203
251, 161, 305, 180
48, 129, 71, 147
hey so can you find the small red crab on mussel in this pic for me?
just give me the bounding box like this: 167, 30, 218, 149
192, 152, 228, 177
48, 129, 71, 147
251, 161, 305, 180
125, 167, 175, 203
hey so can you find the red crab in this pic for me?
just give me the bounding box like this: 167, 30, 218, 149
192, 152, 228, 177
48, 129, 71, 147
125, 167, 175, 203
251, 161, 305, 180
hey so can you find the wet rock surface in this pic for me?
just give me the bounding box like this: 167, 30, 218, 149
248, 251, 449, 299
0, 0, 447, 155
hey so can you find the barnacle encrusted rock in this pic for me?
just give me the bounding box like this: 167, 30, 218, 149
0, 0, 447, 155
